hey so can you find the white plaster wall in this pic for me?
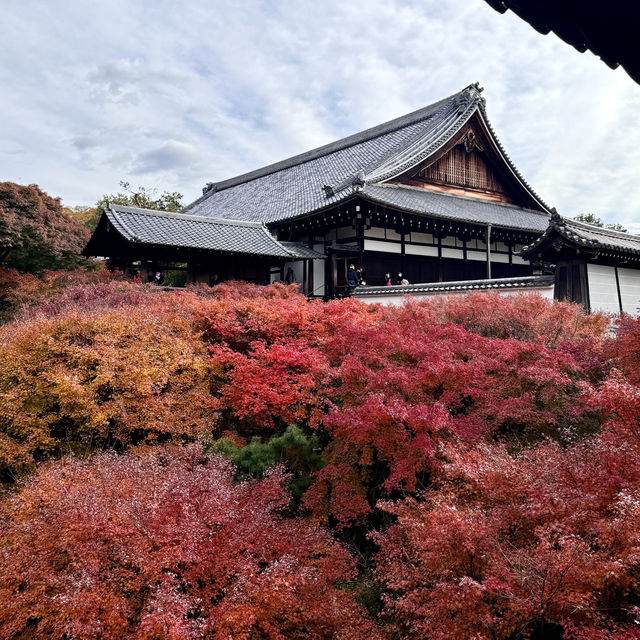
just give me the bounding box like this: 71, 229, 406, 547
364, 239, 401, 254
441, 247, 463, 259
587, 264, 620, 314
441, 235, 458, 247
410, 232, 435, 244
467, 250, 486, 261
355, 286, 554, 305
283, 261, 304, 285
364, 226, 386, 239
312, 244, 325, 297
618, 267, 640, 314
405, 244, 438, 257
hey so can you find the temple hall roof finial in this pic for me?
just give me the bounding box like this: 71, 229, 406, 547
550, 207, 562, 223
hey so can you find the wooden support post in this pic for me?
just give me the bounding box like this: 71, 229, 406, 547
140, 258, 150, 283
327, 252, 337, 299
486, 224, 492, 279
303, 259, 308, 296
614, 266, 623, 313
186, 261, 196, 284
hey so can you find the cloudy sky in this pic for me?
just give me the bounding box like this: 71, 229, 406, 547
2, 0, 639, 229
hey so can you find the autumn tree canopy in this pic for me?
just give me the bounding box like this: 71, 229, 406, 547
0, 447, 381, 640
0, 182, 89, 273
1, 280, 640, 639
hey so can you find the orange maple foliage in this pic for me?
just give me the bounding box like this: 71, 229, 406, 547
0, 304, 213, 480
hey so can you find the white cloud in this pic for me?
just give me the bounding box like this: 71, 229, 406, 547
131, 140, 205, 175
0, 0, 639, 229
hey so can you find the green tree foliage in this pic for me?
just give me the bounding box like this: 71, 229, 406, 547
96, 180, 183, 218
574, 212, 628, 233
0, 182, 89, 274
210, 424, 325, 505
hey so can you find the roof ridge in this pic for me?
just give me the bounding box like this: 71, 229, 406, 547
183, 85, 476, 212
562, 215, 637, 239
475, 102, 550, 212
357, 274, 555, 294
109, 204, 265, 228
363, 89, 481, 184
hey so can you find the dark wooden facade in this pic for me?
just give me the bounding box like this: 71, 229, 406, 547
275, 195, 541, 298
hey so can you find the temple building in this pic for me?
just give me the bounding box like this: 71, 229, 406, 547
84, 83, 640, 313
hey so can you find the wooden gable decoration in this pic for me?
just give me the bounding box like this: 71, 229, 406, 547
416, 130, 506, 191
396, 114, 541, 208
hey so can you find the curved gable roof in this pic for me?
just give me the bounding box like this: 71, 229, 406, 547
182, 84, 550, 226
522, 212, 640, 259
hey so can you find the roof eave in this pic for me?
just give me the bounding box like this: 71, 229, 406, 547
358, 189, 547, 234
473, 107, 551, 213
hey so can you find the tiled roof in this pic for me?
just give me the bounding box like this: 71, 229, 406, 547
355, 275, 555, 296
104, 205, 324, 259
182, 83, 549, 226
522, 212, 640, 258
279, 242, 326, 259
361, 184, 549, 232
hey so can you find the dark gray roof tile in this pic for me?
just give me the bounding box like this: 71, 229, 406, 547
182, 84, 549, 227
105, 205, 318, 259
279, 242, 326, 259
361, 184, 550, 232
522, 212, 640, 257
356, 275, 555, 296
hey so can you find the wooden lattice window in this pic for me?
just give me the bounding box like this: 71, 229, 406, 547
415, 145, 506, 193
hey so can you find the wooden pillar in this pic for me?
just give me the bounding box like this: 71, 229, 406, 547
486, 224, 492, 279
326, 252, 337, 299
186, 261, 196, 284
303, 259, 308, 295
309, 257, 315, 295
140, 258, 150, 283
614, 266, 623, 313
357, 208, 365, 273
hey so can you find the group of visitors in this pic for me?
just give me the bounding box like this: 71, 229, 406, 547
131, 270, 164, 285
384, 272, 409, 286
144, 266, 409, 289
348, 265, 409, 289
347, 265, 366, 289
136, 271, 224, 287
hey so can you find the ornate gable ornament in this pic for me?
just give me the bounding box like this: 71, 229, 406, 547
462, 130, 484, 153
455, 82, 485, 114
